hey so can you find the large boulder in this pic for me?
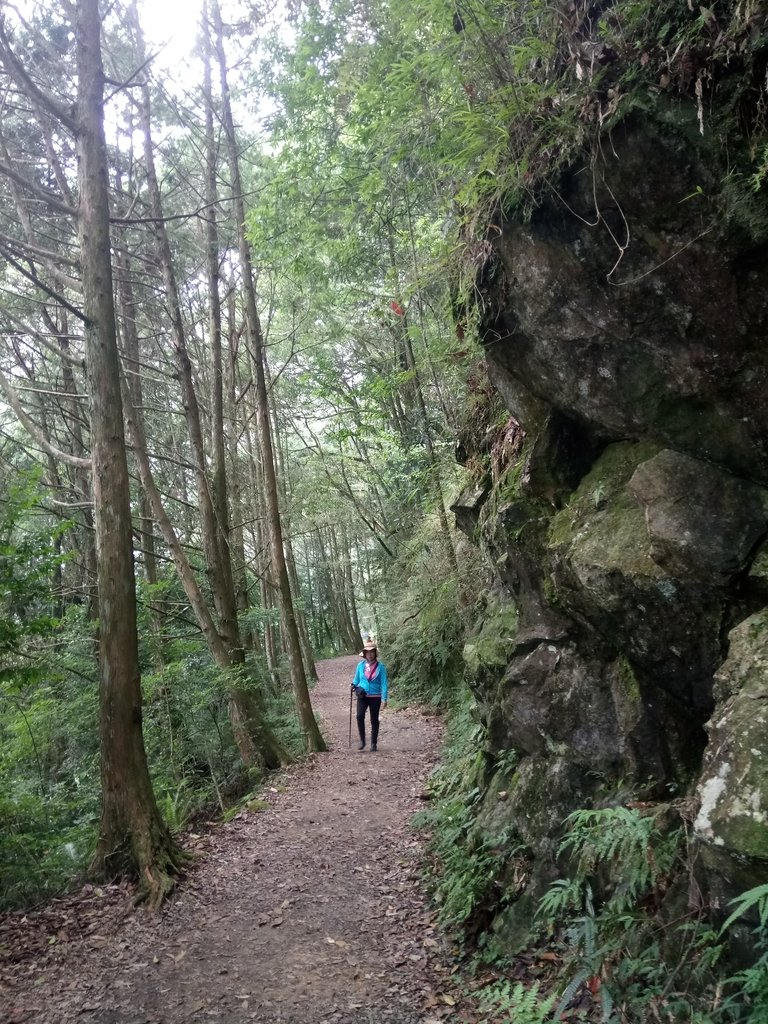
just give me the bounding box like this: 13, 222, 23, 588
628, 450, 767, 584
482, 641, 666, 782
479, 118, 768, 484
454, 101, 768, 957
547, 442, 742, 708
695, 611, 768, 893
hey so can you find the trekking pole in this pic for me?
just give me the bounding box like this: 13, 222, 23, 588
348, 686, 353, 747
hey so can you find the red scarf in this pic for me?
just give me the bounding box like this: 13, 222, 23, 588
364, 660, 378, 681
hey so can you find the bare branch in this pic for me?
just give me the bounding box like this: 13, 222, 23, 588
0, 16, 77, 131
0, 227, 79, 268
0, 157, 77, 218
0, 363, 91, 468
103, 50, 159, 103
109, 190, 266, 226
0, 308, 84, 366
0, 244, 88, 323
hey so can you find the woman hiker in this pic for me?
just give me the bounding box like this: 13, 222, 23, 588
352, 640, 389, 751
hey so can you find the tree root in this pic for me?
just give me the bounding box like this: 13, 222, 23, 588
133, 844, 191, 911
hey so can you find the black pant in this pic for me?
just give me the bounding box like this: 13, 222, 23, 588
356, 694, 381, 746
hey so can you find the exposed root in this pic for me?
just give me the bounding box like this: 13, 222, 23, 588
133, 845, 191, 911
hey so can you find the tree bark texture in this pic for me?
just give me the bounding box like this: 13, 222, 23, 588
75, 0, 180, 905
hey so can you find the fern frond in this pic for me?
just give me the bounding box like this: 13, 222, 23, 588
556, 970, 589, 1018
720, 882, 768, 934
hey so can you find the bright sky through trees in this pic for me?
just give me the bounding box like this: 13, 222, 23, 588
137, 0, 203, 72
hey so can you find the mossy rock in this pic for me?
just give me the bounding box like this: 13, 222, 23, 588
506, 755, 597, 860
474, 765, 520, 838
695, 611, 768, 867
546, 442, 727, 707
628, 449, 768, 584
548, 441, 660, 570
746, 540, 768, 602
478, 113, 768, 484
463, 601, 519, 680
246, 798, 270, 812
486, 893, 539, 956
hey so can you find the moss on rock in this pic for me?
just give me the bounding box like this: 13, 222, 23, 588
695, 610, 768, 894
463, 601, 519, 680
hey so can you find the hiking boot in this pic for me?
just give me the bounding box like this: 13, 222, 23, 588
358, 740, 366, 750
370, 743, 377, 752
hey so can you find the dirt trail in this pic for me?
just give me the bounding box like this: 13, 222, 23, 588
1, 656, 466, 1024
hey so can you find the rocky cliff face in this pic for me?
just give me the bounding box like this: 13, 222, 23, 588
453, 113, 768, 949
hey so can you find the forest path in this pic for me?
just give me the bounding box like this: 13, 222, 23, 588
2, 655, 467, 1024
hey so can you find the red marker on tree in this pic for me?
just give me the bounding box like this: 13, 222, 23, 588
389, 299, 405, 316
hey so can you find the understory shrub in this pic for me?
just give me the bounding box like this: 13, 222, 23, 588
1, 507, 306, 910
417, 791, 768, 1023
412, 693, 522, 945
528, 807, 768, 1023
380, 512, 485, 706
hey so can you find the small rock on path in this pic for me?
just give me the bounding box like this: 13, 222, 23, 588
1, 655, 465, 1024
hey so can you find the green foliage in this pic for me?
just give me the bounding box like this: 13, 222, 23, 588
713, 885, 768, 1024
380, 513, 481, 706
721, 883, 768, 934
412, 695, 520, 943
0, 493, 300, 908
718, 949, 768, 1024
535, 807, 683, 1019
533, 805, 768, 1023
0, 470, 68, 670
156, 781, 199, 835
559, 806, 679, 914
476, 979, 556, 1024
0, 791, 92, 911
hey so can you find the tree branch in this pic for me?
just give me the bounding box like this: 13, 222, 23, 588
1, 308, 85, 366
0, 16, 77, 131
0, 157, 77, 219
0, 245, 88, 324
0, 363, 91, 468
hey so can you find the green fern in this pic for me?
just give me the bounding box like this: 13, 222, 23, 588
476, 979, 556, 1024
535, 876, 582, 923
537, 807, 684, 1021
720, 882, 768, 935
558, 806, 678, 912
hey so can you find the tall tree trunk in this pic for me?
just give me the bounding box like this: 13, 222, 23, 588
270, 390, 318, 681
76, 0, 180, 905
125, 5, 282, 766
56, 311, 98, 617
243, 400, 278, 672
341, 522, 364, 652
136, 78, 234, 647
225, 296, 253, 651
400, 316, 461, 580
314, 528, 337, 651
302, 540, 320, 651
285, 527, 318, 682
328, 526, 357, 647
114, 245, 164, 667
201, 14, 231, 615
211, 0, 324, 751
387, 230, 460, 579
120, 381, 285, 770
